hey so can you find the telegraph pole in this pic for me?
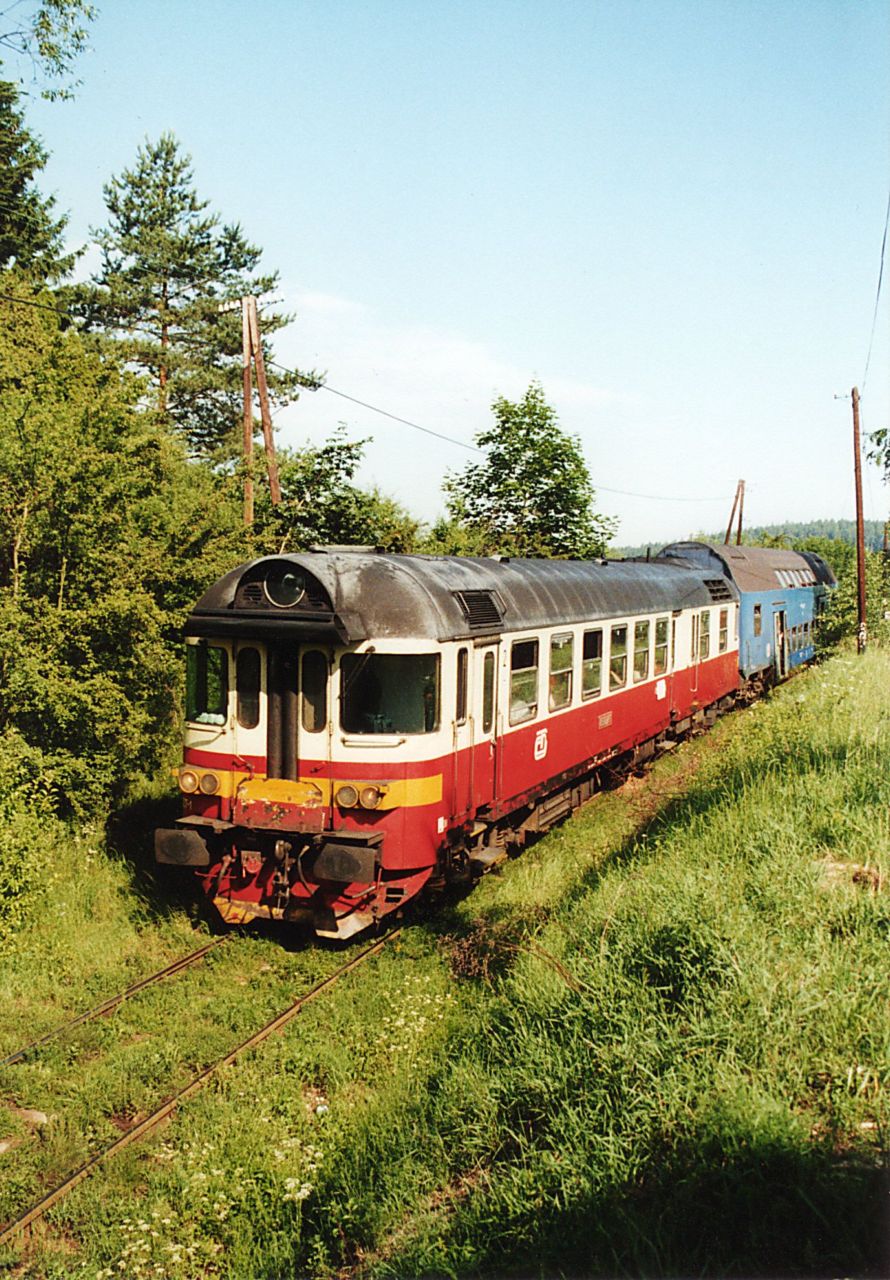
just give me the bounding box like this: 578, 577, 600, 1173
735, 479, 745, 545
247, 296, 282, 507
724, 480, 745, 545
852, 386, 867, 654
241, 298, 254, 526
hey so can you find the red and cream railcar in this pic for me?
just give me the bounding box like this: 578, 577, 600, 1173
155, 550, 740, 939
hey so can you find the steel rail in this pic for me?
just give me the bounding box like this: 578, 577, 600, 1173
0, 929, 400, 1248
0, 938, 230, 1069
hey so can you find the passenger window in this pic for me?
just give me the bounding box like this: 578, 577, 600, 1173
186, 643, 228, 726
610, 625, 627, 691
549, 633, 573, 711
633, 620, 650, 683
301, 651, 327, 732
482, 650, 495, 733
699, 610, 711, 661
753, 604, 762, 637
654, 617, 669, 675
510, 639, 539, 724
718, 609, 728, 654
456, 647, 468, 724
236, 648, 260, 729
582, 629, 602, 699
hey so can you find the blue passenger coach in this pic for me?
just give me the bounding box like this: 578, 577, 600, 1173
657, 543, 835, 683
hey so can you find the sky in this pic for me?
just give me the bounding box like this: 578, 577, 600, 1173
19, 0, 890, 546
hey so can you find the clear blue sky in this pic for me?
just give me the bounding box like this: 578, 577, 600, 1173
21, 0, 890, 544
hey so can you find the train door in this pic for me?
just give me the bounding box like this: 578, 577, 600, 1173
471, 644, 499, 812
262, 644, 331, 782
774, 611, 788, 680
452, 646, 473, 820
298, 647, 332, 809
690, 612, 700, 694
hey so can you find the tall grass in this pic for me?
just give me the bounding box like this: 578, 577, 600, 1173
1, 649, 887, 1278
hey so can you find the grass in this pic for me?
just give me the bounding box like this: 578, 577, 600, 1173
0, 648, 887, 1277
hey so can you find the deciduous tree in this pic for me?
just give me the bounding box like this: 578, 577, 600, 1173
442, 382, 617, 558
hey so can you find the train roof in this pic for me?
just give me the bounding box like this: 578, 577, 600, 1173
657, 542, 836, 591
185, 549, 740, 645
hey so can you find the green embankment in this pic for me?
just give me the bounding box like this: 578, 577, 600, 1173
0, 649, 887, 1278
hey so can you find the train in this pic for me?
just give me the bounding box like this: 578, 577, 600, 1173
154, 541, 835, 940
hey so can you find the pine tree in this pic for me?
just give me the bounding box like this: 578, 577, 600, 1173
79, 133, 304, 455
442, 382, 617, 558
0, 78, 67, 274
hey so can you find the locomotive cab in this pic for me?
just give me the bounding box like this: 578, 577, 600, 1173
156, 555, 452, 939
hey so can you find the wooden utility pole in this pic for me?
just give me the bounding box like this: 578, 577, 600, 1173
724, 480, 745, 545
247, 296, 282, 507
241, 298, 254, 526
852, 386, 867, 654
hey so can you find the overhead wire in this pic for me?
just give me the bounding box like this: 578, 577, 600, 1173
267, 356, 736, 502
861, 181, 890, 393
0, 287, 735, 504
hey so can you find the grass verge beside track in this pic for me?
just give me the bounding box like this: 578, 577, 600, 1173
1, 648, 888, 1277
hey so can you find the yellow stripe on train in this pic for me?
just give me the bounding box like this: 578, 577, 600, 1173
178, 768, 442, 810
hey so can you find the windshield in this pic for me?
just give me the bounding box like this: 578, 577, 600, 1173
340, 653, 439, 734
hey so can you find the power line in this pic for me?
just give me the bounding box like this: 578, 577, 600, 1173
268, 357, 736, 502
0, 289, 735, 504
862, 182, 890, 393
0, 290, 67, 314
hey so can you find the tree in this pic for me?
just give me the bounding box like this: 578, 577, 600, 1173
79, 133, 305, 455
0, 80, 67, 273
442, 382, 617, 558
0, 0, 95, 98
257, 427, 421, 553
867, 427, 890, 485
0, 277, 247, 813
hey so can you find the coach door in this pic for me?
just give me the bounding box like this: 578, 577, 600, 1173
774, 611, 788, 680
471, 644, 499, 812
690, 613, 700, 694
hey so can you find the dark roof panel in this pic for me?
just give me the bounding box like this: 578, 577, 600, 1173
187, 550, 739, 643
658, 542, 836, 592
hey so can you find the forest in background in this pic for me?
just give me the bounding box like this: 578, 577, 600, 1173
0, 3, 888, 841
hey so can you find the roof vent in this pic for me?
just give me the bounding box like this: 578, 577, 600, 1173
703, 577, 734, 602
454, 590, 503, 630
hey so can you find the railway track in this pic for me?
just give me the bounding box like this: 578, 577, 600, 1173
0, 936, 230, 1069
0, 929, 400, 1248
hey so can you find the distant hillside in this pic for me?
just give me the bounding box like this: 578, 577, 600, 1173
612, 518, 887, 560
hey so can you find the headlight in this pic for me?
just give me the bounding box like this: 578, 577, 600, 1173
179, 769, 199, 794
359, 785, 383, 809
264, 564, 306, 608
199, 772, 220, 795
336, 784, 359, 808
